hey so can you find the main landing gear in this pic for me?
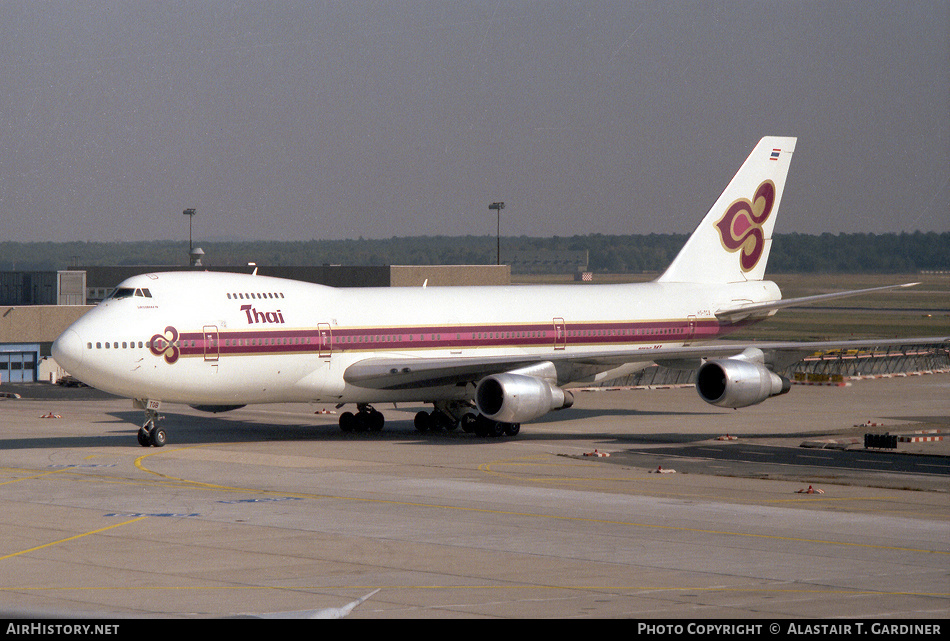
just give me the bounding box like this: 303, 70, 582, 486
137, 406, 167, 447
338, 404, 385, 433
412, 401, 521, 438
335, 401, 520, 438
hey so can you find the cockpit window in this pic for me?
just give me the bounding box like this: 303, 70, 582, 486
106, 288, 135, 300
105, 287, 153, 301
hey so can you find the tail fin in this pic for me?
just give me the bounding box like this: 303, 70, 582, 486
657, 136, 796, 283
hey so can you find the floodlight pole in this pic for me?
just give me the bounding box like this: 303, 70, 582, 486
183, 208, 196, 260
489, 202, 505, 265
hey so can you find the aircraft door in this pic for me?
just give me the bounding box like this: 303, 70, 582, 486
317, 323, 332, 359
553, 317, 567, 350
203, 325, 220, 362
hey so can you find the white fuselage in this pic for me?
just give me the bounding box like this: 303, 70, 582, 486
52, 270, 781, 407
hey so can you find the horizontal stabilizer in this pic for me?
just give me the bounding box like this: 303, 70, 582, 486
716, 282, 920, 322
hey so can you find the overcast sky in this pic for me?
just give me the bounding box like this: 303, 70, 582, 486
1, 1, 947, 243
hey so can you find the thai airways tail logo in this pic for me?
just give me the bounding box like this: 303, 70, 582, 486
149, 326, 180, 364
714, 180, 776, 272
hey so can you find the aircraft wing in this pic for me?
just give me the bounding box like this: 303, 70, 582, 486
343, 336, 949, 391
344, 353, 552, 390
343, 278, 941, 392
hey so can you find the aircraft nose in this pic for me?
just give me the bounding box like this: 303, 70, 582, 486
52, 329, 84, 374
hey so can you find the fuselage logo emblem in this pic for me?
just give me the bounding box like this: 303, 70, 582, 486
714, 180, 775, 272
149, 326, 180, 364
241, 304, 285, 325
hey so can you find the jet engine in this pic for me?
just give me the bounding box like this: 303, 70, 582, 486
695, 355, 791, 409
475, 373, 574, 424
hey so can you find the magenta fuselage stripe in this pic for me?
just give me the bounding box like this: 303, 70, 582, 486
168, 318, 740, 358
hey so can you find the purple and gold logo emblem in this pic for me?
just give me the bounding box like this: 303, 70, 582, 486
149, 326, 180, 364
714, 180, 775, 272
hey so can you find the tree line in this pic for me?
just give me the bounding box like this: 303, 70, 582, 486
1, 231, 948, 274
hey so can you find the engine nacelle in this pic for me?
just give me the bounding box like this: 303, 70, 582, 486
695, 358, 791, 408
475, 373, 574, 424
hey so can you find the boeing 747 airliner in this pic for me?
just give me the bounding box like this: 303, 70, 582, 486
51, 137, 941, 447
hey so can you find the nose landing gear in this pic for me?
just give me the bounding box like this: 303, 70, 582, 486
137, 403, 166, 447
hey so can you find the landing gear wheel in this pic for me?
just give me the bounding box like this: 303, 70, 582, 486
414, 411, 432, 433
148, 425, 167, 447
367, 409, 385, 432
137, 427, 150, 447
436, 412, 458, 431
473, 415, 514, 438
341, 405, 385, 433
474, 414, 500, 437
460, 413, 478, 433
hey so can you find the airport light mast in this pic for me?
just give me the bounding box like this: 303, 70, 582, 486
183, 208, 196, 265
489, 202, 505, 265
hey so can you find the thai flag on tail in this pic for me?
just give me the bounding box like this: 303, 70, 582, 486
769, 148, 781, 161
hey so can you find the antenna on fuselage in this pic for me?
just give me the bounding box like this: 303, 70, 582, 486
248, 262, 258, 276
